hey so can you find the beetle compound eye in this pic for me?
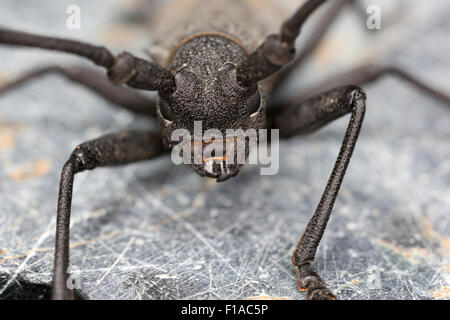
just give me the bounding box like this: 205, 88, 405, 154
246, 91, 261, 115
159, 99, 174, 121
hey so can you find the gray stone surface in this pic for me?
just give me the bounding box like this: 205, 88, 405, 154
0, 0, 449, 300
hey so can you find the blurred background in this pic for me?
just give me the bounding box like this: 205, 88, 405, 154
0, 0, 449, 300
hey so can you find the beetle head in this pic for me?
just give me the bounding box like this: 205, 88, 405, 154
158, 63, 265, 181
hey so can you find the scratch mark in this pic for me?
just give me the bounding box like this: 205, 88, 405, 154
155, 273, 178, 279
269, 258, 295, 280
147, 189, 207, 231
375, 239, 437, 264
37, 263, 168, 276
0, 231, 119, 263
244, 295, 293, 300
96, 237, 135, 285
133, 176, 262, 294
0, 218, 54, 296
181, 281, 240, 299
334, 278, 365, 295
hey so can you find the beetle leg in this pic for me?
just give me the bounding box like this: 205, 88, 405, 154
52, 130, 165, 299
268, 86, 366, 300
273, 64, 450, 107
0, 65, 159, 116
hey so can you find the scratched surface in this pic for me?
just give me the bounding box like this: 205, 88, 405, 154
0, 0, 449, 300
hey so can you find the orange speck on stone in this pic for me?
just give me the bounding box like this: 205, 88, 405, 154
429, 286, 450, 299
0, 116, 23, 150
10, 158, 52, 181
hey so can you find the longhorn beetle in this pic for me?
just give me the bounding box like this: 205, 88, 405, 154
0, 0, 449, 300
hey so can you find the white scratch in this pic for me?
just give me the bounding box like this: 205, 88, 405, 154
96, 237, 134, 285
0, 217, 54, 296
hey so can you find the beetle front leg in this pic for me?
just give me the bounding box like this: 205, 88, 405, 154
277, 64, 450, 107
53, 130, 165, 299
0, 65, 158, 116
268, 86, 366, 300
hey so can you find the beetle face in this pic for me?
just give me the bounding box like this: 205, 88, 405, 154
158, 63, 265, 181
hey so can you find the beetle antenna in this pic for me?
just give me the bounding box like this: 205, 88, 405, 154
0, 28, 175, 93
237, 0, 326, 87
